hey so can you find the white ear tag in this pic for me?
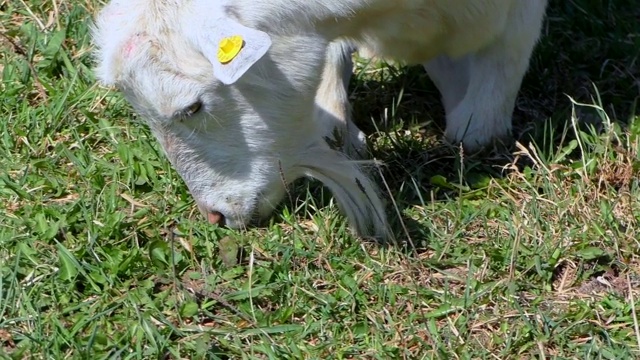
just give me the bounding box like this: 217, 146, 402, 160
202, 19, 271, 85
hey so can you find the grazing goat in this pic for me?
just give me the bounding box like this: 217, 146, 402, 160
92, 0, 548, 239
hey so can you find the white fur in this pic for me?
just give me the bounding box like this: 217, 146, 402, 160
92, 0, 548, 240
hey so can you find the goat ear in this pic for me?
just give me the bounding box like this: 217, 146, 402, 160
185, 18, 271, 85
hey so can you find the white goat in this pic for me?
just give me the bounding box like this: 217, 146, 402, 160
92, 0, 548, 240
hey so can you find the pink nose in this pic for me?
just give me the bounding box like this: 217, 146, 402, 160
207, 211, 225, 226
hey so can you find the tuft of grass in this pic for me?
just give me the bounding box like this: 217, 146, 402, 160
1, 0, 639, 358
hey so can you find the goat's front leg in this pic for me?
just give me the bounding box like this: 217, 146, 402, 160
314, 40, 367, 158
426, 1, 547, 151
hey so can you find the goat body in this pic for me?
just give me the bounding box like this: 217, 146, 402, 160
93, 0, 548, 239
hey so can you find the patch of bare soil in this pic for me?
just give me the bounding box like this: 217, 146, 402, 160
554, 258, 640, 298
577, 269, 640, 298
0, 328, 16, 353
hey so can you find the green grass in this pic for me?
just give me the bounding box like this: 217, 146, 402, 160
1, 0, 639, 358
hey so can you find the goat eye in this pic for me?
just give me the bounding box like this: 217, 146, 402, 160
183, 101, 203, 117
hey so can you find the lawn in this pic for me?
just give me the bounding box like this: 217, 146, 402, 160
1, 0, 639, 358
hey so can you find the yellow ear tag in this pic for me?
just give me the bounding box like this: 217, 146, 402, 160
217, 35, 244, 64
